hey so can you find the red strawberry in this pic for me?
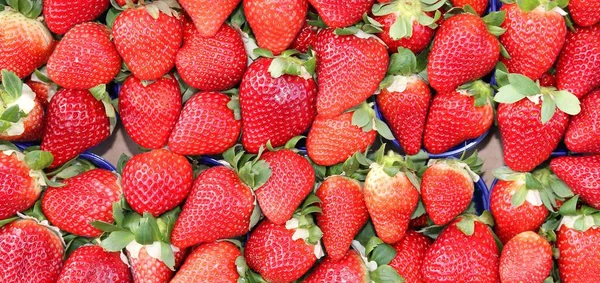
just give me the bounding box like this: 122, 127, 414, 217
239, 57, 317, 153
42, 169, 122, 238
314, 28, 388, 117
178, 0, 241, 38
26, 81, 52, 107
127, 246, 187, 283
244, 0, 308, 55
568, 0, 600, 27
168, 91, 240, 155
122, 149, 193, 217
564, 89, 600, 153
112, 3, 183, 81
308, 0, 374, 28
427, 12, 502, 93
423, 80, 494, 154
499, 3, 566, 81
556, 210, 600, 283
171, 241, 241, 282
551, 155, 600, 210
450, 0, 488, 16
316, 176, 369, 261
41, 89, 110, 169
556, 25, 600, 98
388, 230, 431, 282
290, 23, 318, 53
47, 22, 121, 89
116, 0, 138, 5
499, 231, 553, 283
539, 72, 556, 87
119, 75, 182, 149
58, 245, 132, 283
304, 250, 369, 283
176, 19, 247, 91
43, 0, 110, 35
0, 92, 46, 143
0, 219, 64, 282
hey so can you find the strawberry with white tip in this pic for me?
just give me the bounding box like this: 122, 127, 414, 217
0, 70, 46, 142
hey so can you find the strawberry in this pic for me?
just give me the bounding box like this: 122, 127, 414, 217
112, 1, 183, 81
308, 0, 374, 28
58, 245, 132, 283
168, 91, 240, 155
427, 12, 503, 93
41, 89, 111, 169
0, 219, 64, 282
304, 250, 369, 283
171, 241, 242, 282
499, 231, 553, 283
421, 214, 500, 282
239, 56, 317, 153
46, 22, 121, 90
43, 0, 109, 35
423, 80, 494, 154
290, 23, 318, 53
26, 80, 52, 107
5, 100, 45, 142
0, 2, 54, 79
178, 0, 241, 38
499, 2, 567, 81
116, 0, 138, 5
314, 28, 388, 117
0, 70, 46, 142
555, 25, 600, 98
122, 149, 193, 217
539, 72, 557, 87
119, 75, 182, 149
551, 155, 600, 210
388, 230, 431, 282
244, 0, 308, 55
176, 18, 247, 91
316, 175, 368, 261
127, 245, 187, 283
568, 0, 600, 27
564, 89, 600, 153
450, 0, 488, 16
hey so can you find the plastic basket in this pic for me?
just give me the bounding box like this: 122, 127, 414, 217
13, 142, 117, 172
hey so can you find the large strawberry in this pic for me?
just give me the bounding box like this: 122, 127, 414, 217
555, 25, 600, 98
0, 70, 45, 142
127, 245, 187, 283
551, 155, 600, 210
112, 1, 183, 81
565, 89, 600, 153
178, 0, 241, 38
58, 245, 132, 282
308, 0, 374, 28
450, 0, 488, 15
171, 241, 242, 282
423, 80, 494, 154
239, 55, 317, 153
43, 0, 110, 35
46, 22, 121, 89
388, 230, 431, 282
499, 231, 553, 283
314, 28, 388, 117
304, 250, 369, 283
568, 0, 600, 27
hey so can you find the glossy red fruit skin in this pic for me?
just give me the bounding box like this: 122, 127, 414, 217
128, 246, 187, 283
0, 99, 45, 142
569, 0, 600, 27
245, 220, 317, 283
538, 72, 556, 87
304, 250, 369, 283
26, 81, 51, 107
42, 169, 121, 238
168, 92, 240, 155
178, 0, 241, 38
500, 4, 566, 81
316, 176, 369, 261
422, 218, 499, 282
171, 242, 240, 283
490, 180, 549, 244
565, 89, 600, 153
428, 14, 500, 93
499, 231, 553, 283
307, 112, 377, 166
171, 166, 254, 248
497, 99, 570, 172
290, 23, 318, 53
450, 0, 488, 16
389, 230, 432, 282
43, 0, 110, 35
112, 8, 183, 81
373, 14, 435, 54
239, 58, 317, 153
308, 0, 374, 28
556, 25, 600, 98
314, 29, 389, 117
0, 219, 64, 283
119, 76, 182, 149
550, 155, 600, 210
0, 152, 40, 220
122, 149, 193, 217
41, 89, 110, 169
557, 225, 600, 283
176, 19, 247, 91
58, 246, 132, 283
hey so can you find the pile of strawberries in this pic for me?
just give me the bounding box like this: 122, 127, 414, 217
1, 0, 600, 281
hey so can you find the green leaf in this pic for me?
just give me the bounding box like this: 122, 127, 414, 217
356, 221, 376, 246
0, 217, 17, 228
302, 194, 322, 210
482, 10, 506, 26
160, 242, 176, 270
552, 90, 581, 116
370, 243, 397, 266
388, 48, 417, 75
352, 107, 371, 128
549, 178, 574, 198
411, 200, 426, 219
374, 119, 395, 140
334, 26, 359, 35
157, 207, 180, 242
116, 153, 130, 174
495, 62, 510, 87
89, 84, 107, 101
113, 201, 125, 227
556, 0, 568, 8
253, 48, 274, 58
370, 265, 405, 283
106, 7, 121, 29
24, 150, 53, 170
516, 0, 541, 12
558, 196, 579, 216
493, 166, 520, 181
541, 93, 556, 124
511, 185, 528, 207
508, 74, 540, 96
1, 69, 22, 103
100, 231, 134, 251
389, 17, 413, 40
65, 236, 90, 257
91, 221, 124, 232
456, 217, 475, 236
500, 44, 511, 59
494, 85, 527, 103
0, 105, 26, 123
134, 214, 160, 245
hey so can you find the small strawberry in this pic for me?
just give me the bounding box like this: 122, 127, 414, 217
178, 0, 241, 38
58, 245, 132, 283
0, 70, 46, 142
568, 0, 600, 27
555, 25, 600, 98
290, 23, 318, 53
171, 241, 242, 282
127, 245, 187, 283
539, 72, 557, 87
116, 0, 138, 5
308, 0, 374, 28
43, 0, 110, 35
499, 231, 553, 283
304, 250, 369, 283
46, 22, 121, 89
450, 0, 488, 16
551, 155, 600, 210
564, 89, 600, 153
388, 230, 431, 282
25, 80, 52, 108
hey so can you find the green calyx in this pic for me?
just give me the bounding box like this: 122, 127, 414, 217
385, 47, 428, 77
372, 0, 444, 40
457, 80, 494, 108
350, 102, 395, 140
222, 145, 272, 191
265, 136, 305, 153
143, 0, 181, 19
0, 69, 35, 135
0, 0, 42, 18
376, 150, 428, 191
359, 237, 404, 283
286, 194, 323, 245
254, 48, 316, 79
482, 10, 507, 36
501, 0, 568, 13
557, 196, 600, 232
226, 92, 241, 121
89, 84, 118, 134
334, 13, 384, 36
455, 211, 494, 236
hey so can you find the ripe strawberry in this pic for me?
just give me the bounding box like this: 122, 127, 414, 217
112, 2, 183, 81
568, 0, 600, 27
556, 25, 600, 98
119, 75, 182, 149
46, 22, 121, 89
551, 155, 600, 210
308, 0, 374, 28
314, 28, 388, 117
427, 12, 502, 93
290, 23, 318, 53
423, 80, 494, 154
41, 89, 110, 169
58, 245, 132, 283
0, 219, 64, 282
43, 0, 110, 35
171, 241, 241, 282
239, 57, 317, 153
539, 72, 556, 87
127, 245, 187, 283
0, 71, 46, 142
178, 0, 241, 38
25, 81, 52, 107
499, 231, 553, 283
176, 19, 247, 91
450, 0, 488, 16
564, 89, 600, 153
116, 0, 138, 5
304, 250, 369, 283
499, 3, 566, 81
388, 230, 431, 282
422, 215, 499, 282
316, 176, 368, 261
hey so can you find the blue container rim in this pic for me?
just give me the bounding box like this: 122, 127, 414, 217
13, 142, 116, 172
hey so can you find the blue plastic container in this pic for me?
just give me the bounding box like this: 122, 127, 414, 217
13, 142, 116, 172
474, 177, 491, 213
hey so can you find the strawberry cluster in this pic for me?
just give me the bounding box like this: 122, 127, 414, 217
0, 0, 599, 282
